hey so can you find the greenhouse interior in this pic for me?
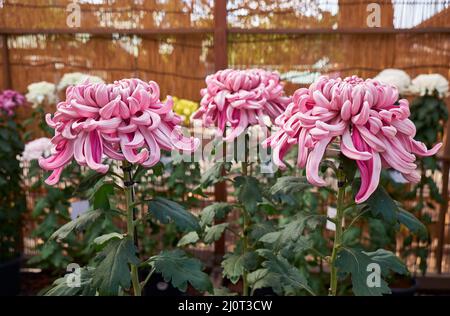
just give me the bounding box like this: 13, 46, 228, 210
1, 0, 450, 301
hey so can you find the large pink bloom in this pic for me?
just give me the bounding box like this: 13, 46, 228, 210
0, 90, 25, 116
264, 76, 442, 203
192, 69, 291, 141
39, 79, 199, 185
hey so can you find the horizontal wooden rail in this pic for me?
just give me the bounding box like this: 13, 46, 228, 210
228, 27, 450, 35
0, 28, 215, 36
1, 27, 450, 36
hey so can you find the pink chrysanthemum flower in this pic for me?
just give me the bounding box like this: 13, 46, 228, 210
0, 89, 25, 116
39, 78, 199, 185
192, 69, 291, 141
264, 75, 442, 203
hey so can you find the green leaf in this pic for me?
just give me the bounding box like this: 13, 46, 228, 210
148, 249, 212, 293
199, 202, 233, 227
270, 176, 310, 196
199, 162, 231, 188
259, 251, 315, 295
76, 170, 107, 193
32, 198, 48, 217
234, 176, 262, 212
177, 231, 199, 247
221, 252, 258, 284
50, 209, 103, 240
247, 268, 281, 294
92, 238, 140, 296
204, 223, 228, 244
93, 232, 124, 246
259, 214, 322, 249
43, 267, 96, 296
213, 287, 238, 296
397, 208, 427, 235
148, 197, 200, 232
365, 186, 398, 224
340, 155, 357, 183
91, 182, 114, 210
335, 247, 407, 296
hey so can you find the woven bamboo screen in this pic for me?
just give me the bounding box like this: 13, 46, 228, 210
0, 0, 215, 30
229, 32, 450, 95
7, 34, 214, 101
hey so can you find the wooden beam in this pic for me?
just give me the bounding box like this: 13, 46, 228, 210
213, 0, 228, 264
1, 35, 12, 90
228, 27, 450, 35
214, 0, 228, 70
0, 28, 214, 36
1, 27, 450, 36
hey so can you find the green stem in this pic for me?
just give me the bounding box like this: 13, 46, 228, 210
241, 161, 250, 297
123, 161, 141, 296
329, 168, 346, 296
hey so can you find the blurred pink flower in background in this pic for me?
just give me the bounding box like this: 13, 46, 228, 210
39, 78, 199, 185
264, 75, 442, 203
0, 90, 25, 116
192, 69, 291, 142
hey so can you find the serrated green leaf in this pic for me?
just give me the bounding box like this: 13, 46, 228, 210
247, 268, 281, 294
365, 186, 398, 224
234, 176, 262, 212
213, 287, 238, 296
335, 247, 407, 296
50, 209, 103, 240
148, 197, 199, 232
76, 170, 107, 193
259, 214, 322, 249
221, 252, 258, 284
91, 182, 114, 211
92, 238, 140, 296
270, 176, 310, 196
93, 232, 124, 246
177, 231, 199, 247
397, 208, 427, 235
43, 267, 96, 296
148, 249, 212, 293
199, 203, 233, 227
204, 223, 228, 244
259, 251, 315, 295
199, 162, 231, 188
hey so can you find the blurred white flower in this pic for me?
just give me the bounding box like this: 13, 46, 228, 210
57, 72, 105, 91
26, 81, 57, 108
374, 69, 411, 94
22, 138, 53, 162
409, 74, 449, 98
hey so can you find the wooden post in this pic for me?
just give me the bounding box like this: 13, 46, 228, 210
213, 0, 228, 264
1, 35, 12, 89
436, 116, 450, 273
436, 158, 449, 274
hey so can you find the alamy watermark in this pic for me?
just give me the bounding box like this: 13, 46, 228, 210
65, 263, 81, 288
66, 0, 81, 28
367, 3, 381, 28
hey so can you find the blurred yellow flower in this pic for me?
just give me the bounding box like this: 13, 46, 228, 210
171, 96, 199, 125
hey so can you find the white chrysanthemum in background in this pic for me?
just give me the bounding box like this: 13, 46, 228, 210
374, 69, 411, 94
409, 74, 449, 98
57, 72, 105, 91
22, 138, 53, 162
26, 81, 57, 108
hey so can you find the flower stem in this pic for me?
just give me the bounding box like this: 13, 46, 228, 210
329, 167, 346, 296
122, 161, 141, 296
241, 160, 250, 297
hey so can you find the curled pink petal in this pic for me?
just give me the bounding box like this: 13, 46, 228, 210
39, 78, 199, 184
264, 75, 442, 204
192, 69, 291, 141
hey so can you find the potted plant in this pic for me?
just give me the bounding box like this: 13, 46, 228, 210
0, 89, 26, 295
